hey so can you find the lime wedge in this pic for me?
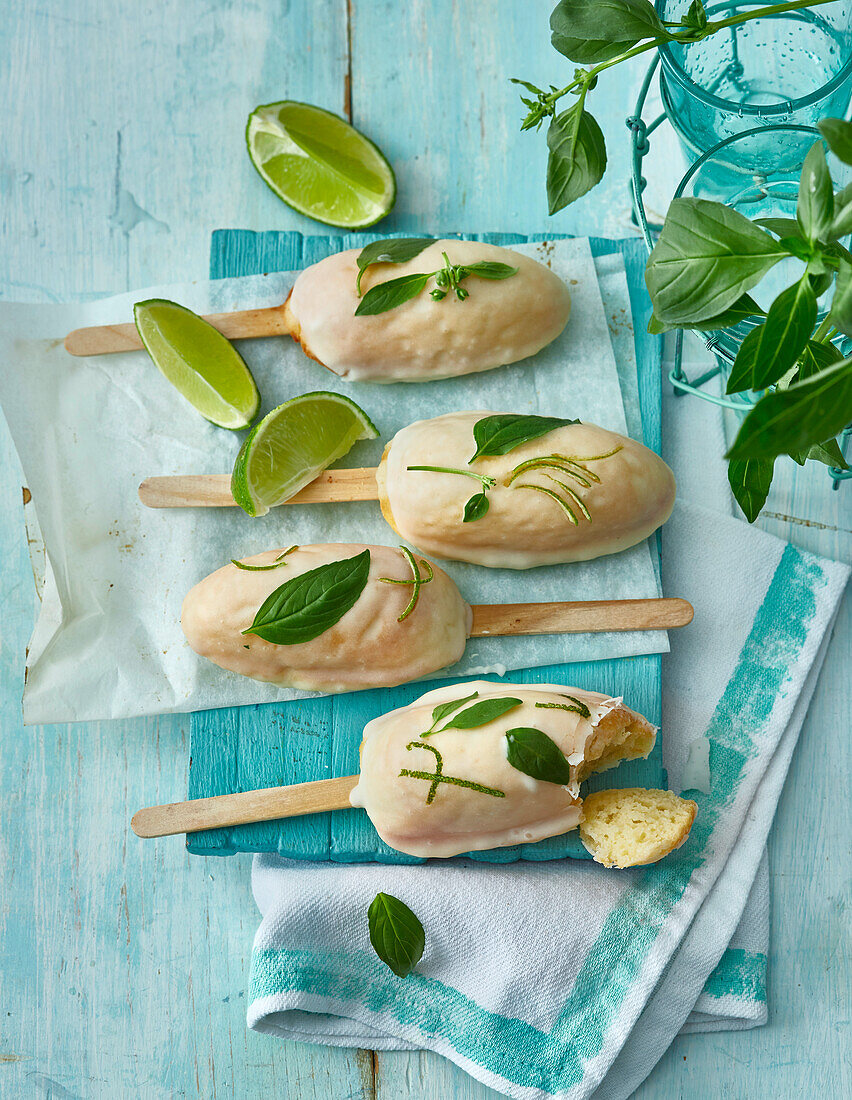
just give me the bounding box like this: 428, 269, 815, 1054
231, 391, 379, 516
134, 299, 260, 430
246, 100, 395, 228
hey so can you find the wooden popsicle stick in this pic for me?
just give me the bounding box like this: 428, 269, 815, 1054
64, 305, 292, 357
138, 468, 380, 508
131, 774, 358, 838
470, 597, 693, 636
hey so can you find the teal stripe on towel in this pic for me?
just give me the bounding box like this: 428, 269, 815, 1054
703, 948, 767, 1003
249, 544, 825, 1092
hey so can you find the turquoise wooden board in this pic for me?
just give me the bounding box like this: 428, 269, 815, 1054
186, 231, 664, 862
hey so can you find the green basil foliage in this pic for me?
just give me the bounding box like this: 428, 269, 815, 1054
517, 0, 806, 208
725, 277, 816, 394
505, 727, 573, 785
797, 141, 834, 243
421, 695, 522, 738
727, 358, 852, 464
726, 458, 775, 524
355, 272, 432, 316
550, 0, 669, 66
367, 893, 425, 978
463, 491, 490, 522
355, 237, 434, 295
354, 249, 517, 316
242, 548, 370, 645
546, 102, 607, 214
441, 697, 522, 730
646, 199, 788, 325
470, 414, 580, 461
643, 127, 852, 522
818, 118, 852, 168
424, 691, 480, 736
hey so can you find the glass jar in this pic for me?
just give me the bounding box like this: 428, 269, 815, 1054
657, 0, 852, 165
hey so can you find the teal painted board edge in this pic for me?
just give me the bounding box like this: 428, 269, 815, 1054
186, 230, 663, 861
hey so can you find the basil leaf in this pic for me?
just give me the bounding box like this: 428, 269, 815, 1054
550, 0, 670, 65
809, 269, 833, 298
242, 548, 370, 644
682, 0, 708, 31
797, 339, 843, 382
355, 272, 432, 317
726, 358, 852, 461
829, 260, 852, 337
505, 727, 573, 785
463, 491, 490, 522
430, 691, 479, 727
470, 414, 580, 461
727, 457, 775, 522
797, 141, 834, 243
367, 893, 425, 979
649, 293, 764, 335
460, 261, 518, 280
831, 182, 852, 238
818, 117, 852, 167
442, 697, 522, 730
725, 326, 762, 394
738, 278, 817, 391
646, 198, 787, 325
355, 238, 434, 296
546, 104, 607, 214
799, 438, 849, 469
754, 217, 802, 240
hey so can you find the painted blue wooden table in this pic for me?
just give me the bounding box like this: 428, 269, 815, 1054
0, 2, 848, 1097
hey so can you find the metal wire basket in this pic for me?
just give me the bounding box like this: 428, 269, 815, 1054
628, 56, 851, 489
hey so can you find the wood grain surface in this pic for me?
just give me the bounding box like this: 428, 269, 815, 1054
0, 1, 848, 1098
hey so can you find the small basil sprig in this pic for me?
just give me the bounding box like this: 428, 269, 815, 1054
355, 250, 517, 317
355, 237, 434, 295
422, 696, 522, 738
470, 414, 580, 460
421, 691, 479, 736
368, 892, 425, 979
515, 0, 822, 212
242, 549, 370, 645
505, 727, 573, 785
406, 464, 497, 523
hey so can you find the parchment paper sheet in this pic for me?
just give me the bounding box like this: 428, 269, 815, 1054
0, 239, 666, 723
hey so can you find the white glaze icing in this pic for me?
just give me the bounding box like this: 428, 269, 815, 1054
285, 240, 571, 382
180, 544, 471, 692
350, 680, 655, 858
377, 411, 676, 568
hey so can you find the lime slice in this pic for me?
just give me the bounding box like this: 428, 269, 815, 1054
231, 391, 379, 517
134, 299, 260, 430
246, 100, 395, 228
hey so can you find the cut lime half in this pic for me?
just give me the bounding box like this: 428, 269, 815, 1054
231, 391, 379, 517
246, 100, 395, 228
134, 299, 260, 430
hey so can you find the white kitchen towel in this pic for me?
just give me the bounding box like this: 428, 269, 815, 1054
247, 498, 848, 1100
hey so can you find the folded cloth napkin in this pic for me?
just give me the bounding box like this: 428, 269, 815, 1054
247, 498, 848, 1100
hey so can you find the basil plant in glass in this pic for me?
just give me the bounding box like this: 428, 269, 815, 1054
644, 119, 852, 519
